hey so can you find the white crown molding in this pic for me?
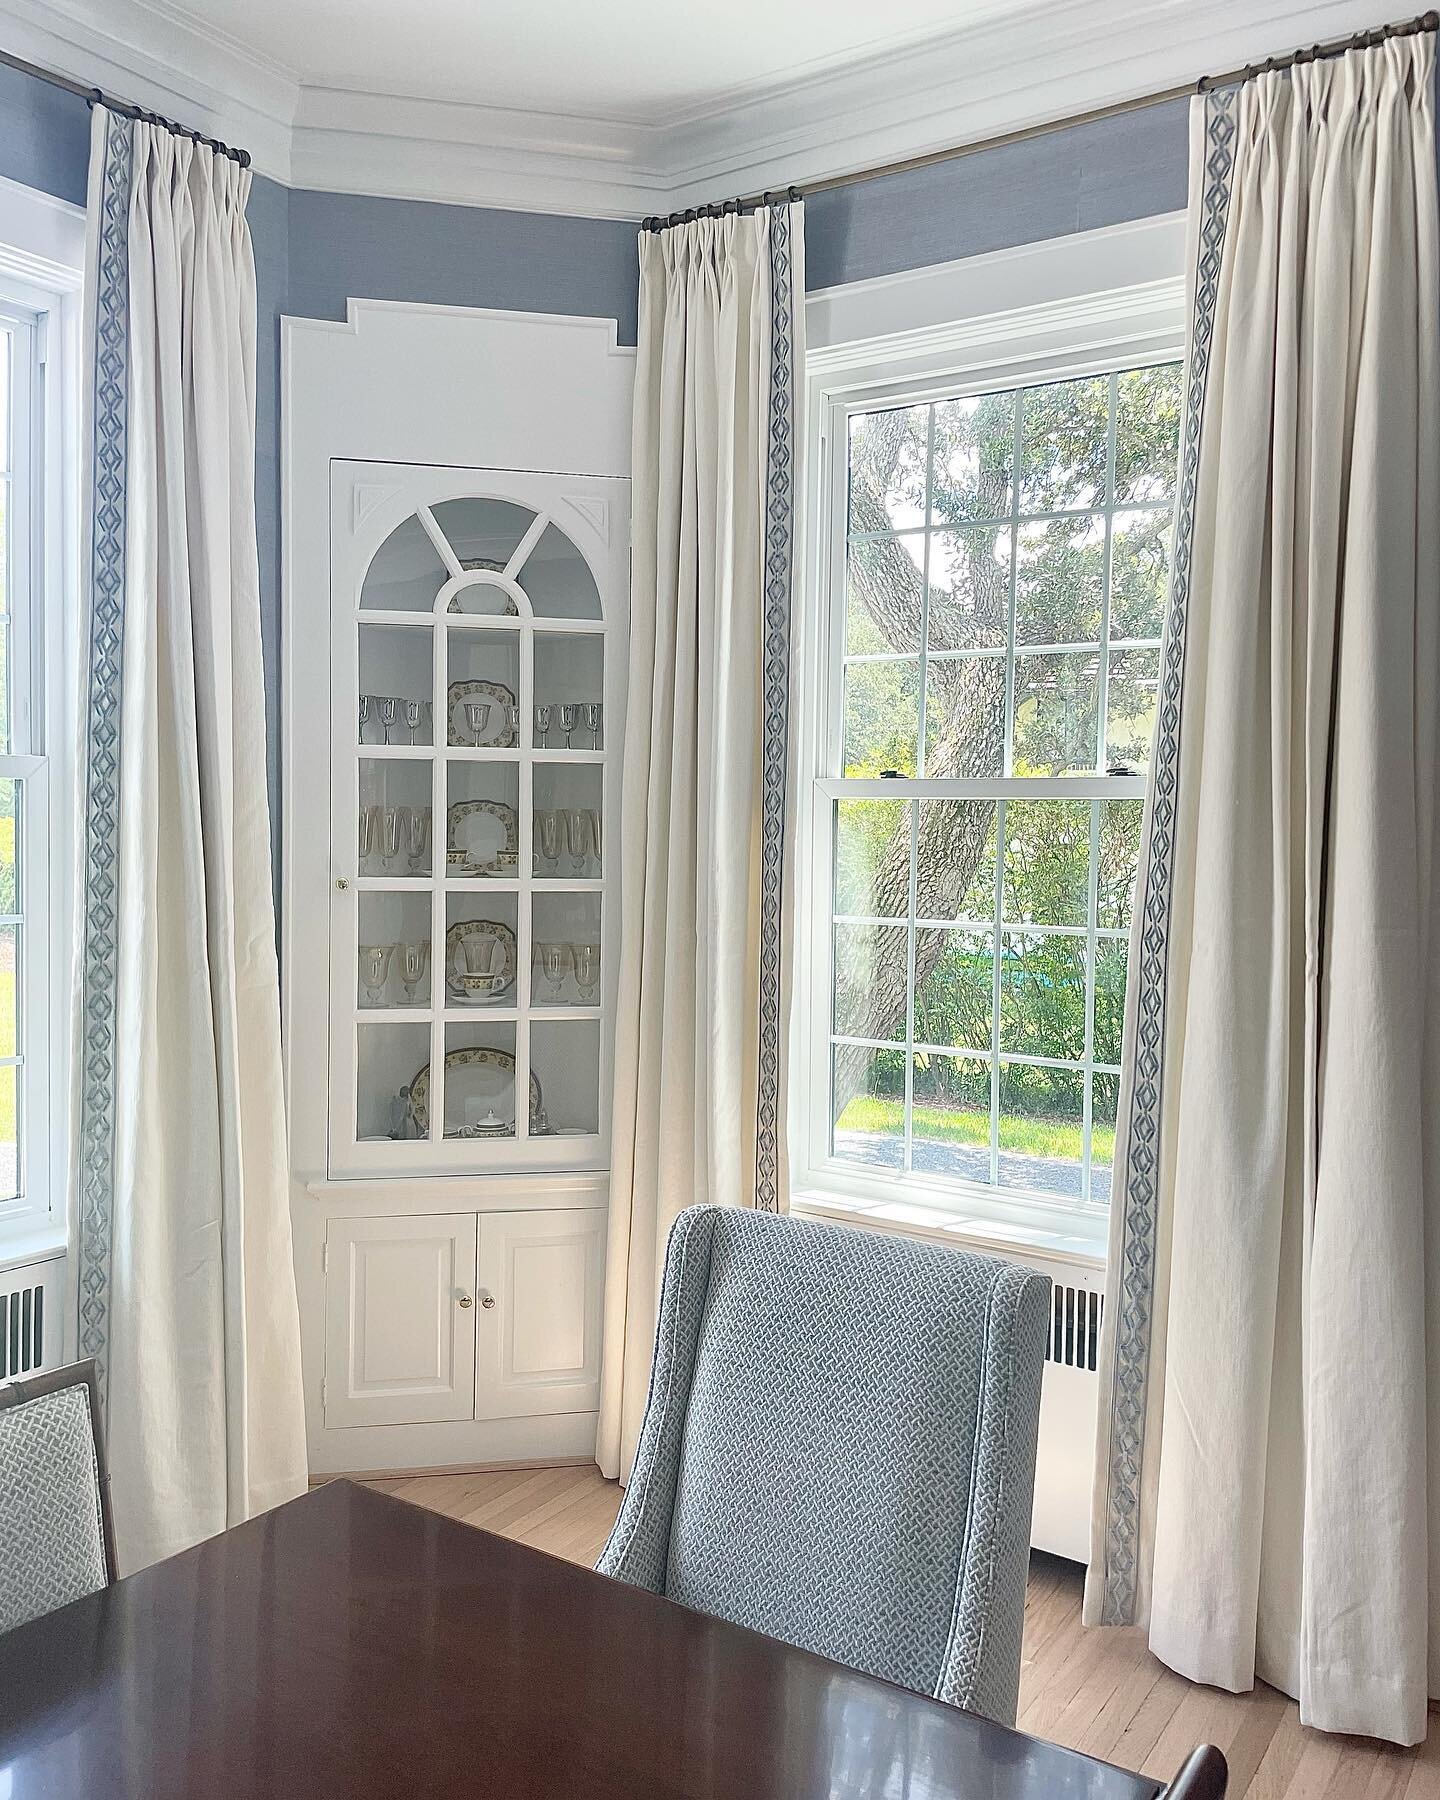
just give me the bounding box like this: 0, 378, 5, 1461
0, 0, 299, 179
0, 0, 1406, 218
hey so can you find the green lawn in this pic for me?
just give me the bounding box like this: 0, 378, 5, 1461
836, 1092, 1115, 1165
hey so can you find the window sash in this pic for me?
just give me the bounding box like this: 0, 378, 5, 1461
804, 365, 1180, 1229
0, 296, 53, 1237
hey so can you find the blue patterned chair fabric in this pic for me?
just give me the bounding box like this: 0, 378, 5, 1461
0, 1378, 111, 1635
597, 1205, 1051, 1726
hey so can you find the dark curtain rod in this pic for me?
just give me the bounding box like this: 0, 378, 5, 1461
0, 46, 250, 165
643, 7, 1439, 231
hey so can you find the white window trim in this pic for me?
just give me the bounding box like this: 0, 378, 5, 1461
0, 177, 83, 1264
790, 216, 1188, 1262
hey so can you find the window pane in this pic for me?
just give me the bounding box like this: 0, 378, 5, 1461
912, 1053, 992, 1182
843, 658, 919, 776
926, 527, 1010, 652
834, 800, 909, 919
998, 1062, 1084, 1198
1114, 364, 1183, 504
833, 922, 908, 1043
832, 1044, 905, 1169
931, 392, 1013, 524
914, 928, 993, 1055
1106, 648, 1161, 775
848, 405, 928, 533
1109, 507, 1171, 642
846, 534, 922, 654
915, 799, 996, 922
1018, 376, 1109, 513
0, 776, 15, 915
998, 930, 1086, 1060
923, 657, 1005, 778
1012, 651, 1100, 775
0, 1063, 16, 1201
1097, 800, 1144, 929
1091, 1072, 1120, 1204
0, 913, 16, 1204
1094, 939, 1128, 1066
1003, 800, 1089, 928
1015, 516, 1104, 647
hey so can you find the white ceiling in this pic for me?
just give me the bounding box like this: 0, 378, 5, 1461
2, 0, 1401, 218
140, 0, 1006, 126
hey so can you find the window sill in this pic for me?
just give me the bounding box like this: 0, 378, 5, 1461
0, 1221, 67, 1275
790, 1188, 1106, 1270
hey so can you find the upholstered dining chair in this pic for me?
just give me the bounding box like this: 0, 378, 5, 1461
0, 1360, 116, 1635
598, 1205, 1050, 1726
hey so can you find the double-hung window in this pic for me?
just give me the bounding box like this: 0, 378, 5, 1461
798, 329, 1183, 1242
0, 250, 76, 1249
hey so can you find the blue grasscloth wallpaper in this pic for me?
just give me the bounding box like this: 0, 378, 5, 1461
0, 61, 1189, 882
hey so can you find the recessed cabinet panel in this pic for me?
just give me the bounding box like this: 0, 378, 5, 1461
474, 1210, 604, 1419
323, 1214, 477, 1427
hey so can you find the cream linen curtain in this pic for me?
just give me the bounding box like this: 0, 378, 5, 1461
76, 109, 307, 1571
598, 204, 804, 1483
1087, 35, 1440, 1745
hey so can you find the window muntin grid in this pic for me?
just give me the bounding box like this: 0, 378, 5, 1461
823, 364, 1181, 1211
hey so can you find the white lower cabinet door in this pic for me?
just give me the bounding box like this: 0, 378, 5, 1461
475, 1209, 604, 1420
323, 1214, 478, 1427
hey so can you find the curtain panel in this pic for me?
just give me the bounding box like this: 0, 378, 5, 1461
1086, 35, 1440, 1745
77, 107, 307, 1571
598, 203, 804, 1483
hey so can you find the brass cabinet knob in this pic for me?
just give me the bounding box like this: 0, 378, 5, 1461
480, 1290, 496, 1311
335, 877, 349, 891
457, 1292, 473, 1309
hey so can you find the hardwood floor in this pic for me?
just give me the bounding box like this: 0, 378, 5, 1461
368, 1465, 1440, 1797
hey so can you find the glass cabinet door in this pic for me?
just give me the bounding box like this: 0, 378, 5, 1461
333, 479, 615, 1174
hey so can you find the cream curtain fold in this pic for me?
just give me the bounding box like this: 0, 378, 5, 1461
598, 205, 804, 1483
1087, 34, 1440, 1745
77, 108, 307, 1571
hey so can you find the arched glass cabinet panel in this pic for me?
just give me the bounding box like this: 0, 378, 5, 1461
331, 471, 622, 1177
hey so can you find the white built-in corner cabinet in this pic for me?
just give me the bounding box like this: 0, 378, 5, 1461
282, 301, 633, 1474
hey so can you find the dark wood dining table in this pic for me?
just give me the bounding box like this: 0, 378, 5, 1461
0, 1478, 1162, 1798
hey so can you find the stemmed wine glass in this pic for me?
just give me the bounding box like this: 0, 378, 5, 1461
358, 694, 373, 743
399, 939, 430, 1003
404, 700, 424, 744
464, 701, 491, 746
572, 943, 599, 1004
378, 697, 399, 745
535, 809, 561, 874
359, 944, 394, 1005
503, 704, 522, 747
358, 802, 379, 870
564, 807, 593, 876
404, 805, 431, 874
536, 941, 571, 1001
582, 703, 603, 748
559, 703, 580, 750
584, 807, 601, 872
381, 806, 403, 871
534, 705, 553, 748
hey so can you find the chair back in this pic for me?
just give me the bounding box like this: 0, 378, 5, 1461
1159, 1746, 1228, 1798
599, 1206, 1050, 1725
0, 1360, 116, 1634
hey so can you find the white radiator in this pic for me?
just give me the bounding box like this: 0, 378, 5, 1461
1020, 1253, 1104, 1565
0, 1255, 66, 1380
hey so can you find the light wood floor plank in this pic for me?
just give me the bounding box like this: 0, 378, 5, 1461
370, 1464, 1433, 1796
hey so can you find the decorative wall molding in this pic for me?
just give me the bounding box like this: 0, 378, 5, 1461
0, 0, 1399, 219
